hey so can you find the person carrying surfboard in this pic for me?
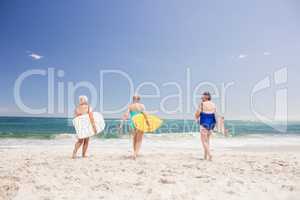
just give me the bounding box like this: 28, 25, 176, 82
72, 95, 97, 159
123, 95, 147, 160
195, 92, 217, 161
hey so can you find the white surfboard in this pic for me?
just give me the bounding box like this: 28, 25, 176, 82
73, 112, 105, 139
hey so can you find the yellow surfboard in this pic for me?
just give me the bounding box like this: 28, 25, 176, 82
132, 113, 163, 133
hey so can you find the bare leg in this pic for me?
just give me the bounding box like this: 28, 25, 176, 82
82, 138, 90, 158
72, 139, 84, 159
132, 131, 138, 159
134, 131, 144, 158
201, 129, 208, 160
201, 128, 212, 160
207, 132, 212, 161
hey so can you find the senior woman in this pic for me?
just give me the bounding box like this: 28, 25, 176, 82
72, 95, 96, 159
195, 92, 217, 161
123, 95, 146, 160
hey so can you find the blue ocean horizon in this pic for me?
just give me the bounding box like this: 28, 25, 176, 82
0, 116, 300, 139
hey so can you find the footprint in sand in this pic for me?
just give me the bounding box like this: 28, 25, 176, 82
182, 164, 193, 168
0, 177, 20, 199
225, 190, 235, 195
272, 160, 289, 167
35, 185, 51, 192
194, 175, 210, 179
133, 182, 143, 186
281, 185, 294, 191
137, 170, 145, 175
159, 178, 176, 184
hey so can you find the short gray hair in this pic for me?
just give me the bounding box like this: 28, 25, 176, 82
79, 95, 88, 103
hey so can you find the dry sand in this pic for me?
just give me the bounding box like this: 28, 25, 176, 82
0, 135, 300, 200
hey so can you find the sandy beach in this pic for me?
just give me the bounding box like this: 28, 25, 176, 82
1, 134, 300, 200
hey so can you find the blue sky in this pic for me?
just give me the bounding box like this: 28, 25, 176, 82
0, 0, 300, 120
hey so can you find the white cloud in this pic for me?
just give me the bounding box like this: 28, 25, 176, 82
263, 52, 271, 56
28, 52, 43, 60
239, 54, 248, 59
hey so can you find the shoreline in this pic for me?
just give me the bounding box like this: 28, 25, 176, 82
1, 133, 300, 148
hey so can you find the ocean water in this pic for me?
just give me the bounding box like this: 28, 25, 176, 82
0, 117, 300, 139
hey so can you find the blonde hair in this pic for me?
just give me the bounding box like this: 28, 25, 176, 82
133, 95, 141, 102
79, 95, 88, 103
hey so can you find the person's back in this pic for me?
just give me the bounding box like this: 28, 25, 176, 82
72, 95, 94, 159
75, 104, 90, 116
201, 101, 216, 114
123, 95, 146, 159
194, 91, 216, 161
129, 102, 145, 113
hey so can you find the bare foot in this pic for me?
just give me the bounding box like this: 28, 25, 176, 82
204, 153, 208, 160
132, 154, 137, 160
72, 153, 77, 159
208, 155, 212, 161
